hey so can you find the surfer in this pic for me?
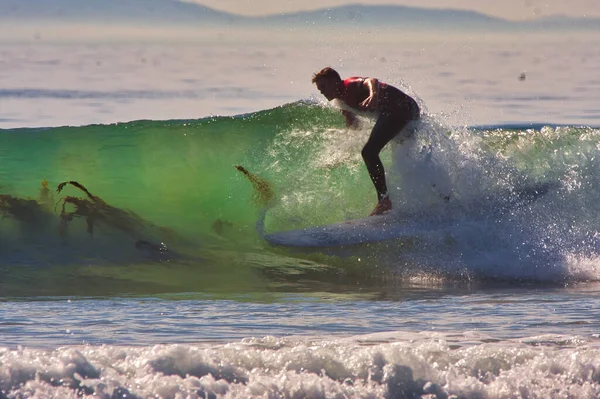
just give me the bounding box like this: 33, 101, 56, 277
312, 67, 420, 216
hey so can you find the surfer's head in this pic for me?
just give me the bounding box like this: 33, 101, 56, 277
312, 67, 343, 101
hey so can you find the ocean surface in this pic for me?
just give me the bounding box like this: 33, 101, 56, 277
1, 31, 600, 398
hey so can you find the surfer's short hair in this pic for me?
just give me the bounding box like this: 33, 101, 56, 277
312, 67, 341, 83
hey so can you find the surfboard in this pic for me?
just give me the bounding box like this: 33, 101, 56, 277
264, 214, 438, 247
263, 182, 555, 248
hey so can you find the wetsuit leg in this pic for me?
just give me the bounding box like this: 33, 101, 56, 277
361, 105, 418, 201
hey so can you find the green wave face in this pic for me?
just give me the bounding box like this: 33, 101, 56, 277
2, 102, 600, 295
0, 102, 370, 296
1, 103, 347, 234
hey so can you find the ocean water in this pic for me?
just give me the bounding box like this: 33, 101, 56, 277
2, 31, 600, 398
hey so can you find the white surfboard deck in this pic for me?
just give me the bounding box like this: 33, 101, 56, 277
263, 182, 555, 248
264, 213, 440, 248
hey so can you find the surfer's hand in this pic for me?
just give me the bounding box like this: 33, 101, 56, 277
342, 110, 360, 129
360, 95, 377, 110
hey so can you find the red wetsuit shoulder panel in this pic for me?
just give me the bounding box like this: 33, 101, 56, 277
343, 77, 364, 88
341, 77, 370, 109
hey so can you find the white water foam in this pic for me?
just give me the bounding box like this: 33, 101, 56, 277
364, 118, 600, 282
1, 332, 599, 398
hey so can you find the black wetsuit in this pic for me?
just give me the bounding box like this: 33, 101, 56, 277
344, 78, 420, 201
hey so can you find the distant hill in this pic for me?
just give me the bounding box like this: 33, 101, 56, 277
0, 0, 598, 32
254, 4, 514, 31
0, 0, 245, 24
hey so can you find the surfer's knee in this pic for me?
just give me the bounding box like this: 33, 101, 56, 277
361, 143, 380, 163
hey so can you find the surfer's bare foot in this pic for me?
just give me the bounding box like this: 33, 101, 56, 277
369, 197, 392, 216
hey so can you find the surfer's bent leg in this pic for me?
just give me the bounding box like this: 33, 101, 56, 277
361, 101, 420, 215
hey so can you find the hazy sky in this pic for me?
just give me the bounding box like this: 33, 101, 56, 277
183, 0, 600, 20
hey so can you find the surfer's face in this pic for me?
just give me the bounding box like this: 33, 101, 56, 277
315, 78, 339, 101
